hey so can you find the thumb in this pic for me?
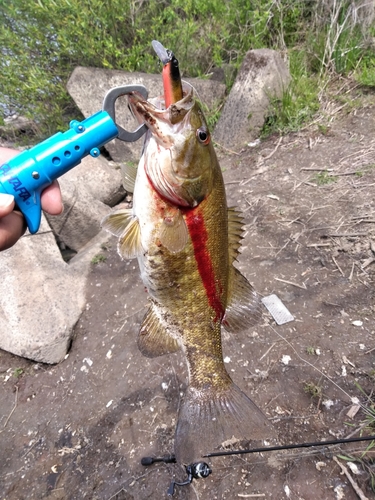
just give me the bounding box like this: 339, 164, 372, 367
0, 193, 15, 217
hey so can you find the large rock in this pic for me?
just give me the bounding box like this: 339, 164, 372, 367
45, 176, 110, 252
0, 216, 85, 363
213, 49, 290, 149
61, 153, 125, 206
67, 67, 226, 162
45, 154, 124, 252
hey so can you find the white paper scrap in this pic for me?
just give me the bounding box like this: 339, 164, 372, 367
261, 294, 294, 325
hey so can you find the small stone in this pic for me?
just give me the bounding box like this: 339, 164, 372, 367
281, 355, 291, 365
352, 320, 363, 327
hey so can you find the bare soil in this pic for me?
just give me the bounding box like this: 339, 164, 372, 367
1, 98, 375, 500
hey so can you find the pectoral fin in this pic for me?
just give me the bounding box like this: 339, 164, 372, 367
159, 209, 188, 253
120, 163, 137, 193
138, 304, 180, 358
223, 267, 262, 332
102, 209, 142, 259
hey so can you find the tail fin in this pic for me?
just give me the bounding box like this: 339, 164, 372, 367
174, 382, 276, 464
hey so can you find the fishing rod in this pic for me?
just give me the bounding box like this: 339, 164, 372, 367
141, 434, 375, 496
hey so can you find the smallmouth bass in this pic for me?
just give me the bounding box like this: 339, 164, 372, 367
103, 80, 275, 464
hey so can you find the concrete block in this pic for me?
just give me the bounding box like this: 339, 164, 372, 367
213, 49, 291, 149
0, 216, 85, 363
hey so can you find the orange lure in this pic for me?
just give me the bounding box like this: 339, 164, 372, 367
152, 40, 183, 107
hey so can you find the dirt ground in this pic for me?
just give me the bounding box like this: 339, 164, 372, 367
1, 94, 375, 500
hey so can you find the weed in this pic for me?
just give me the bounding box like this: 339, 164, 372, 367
13, 368, 24, 378
201, 100, 224, 131
314, 171, 337, 185
336, 383, 375, 491
354, 58, 375, 87
304, 381, 322, 399
261, 50, 320, 137
354, 381, 375, 430
91, 254, 107, 265
306, 346, 316, 355
317, 124, 330, 135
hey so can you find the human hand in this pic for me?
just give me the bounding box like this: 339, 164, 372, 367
0, 147, 63, 251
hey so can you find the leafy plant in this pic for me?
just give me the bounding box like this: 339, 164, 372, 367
13, 367, 24, 378
304, 381, 323, 399
91, 254, 107, 265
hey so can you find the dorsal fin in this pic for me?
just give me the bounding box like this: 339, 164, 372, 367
138, 303, 180, 358
228, 207, 245, 264
102, 209, 142, 259
159, 208, 189, 253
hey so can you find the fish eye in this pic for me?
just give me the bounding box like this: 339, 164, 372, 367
196, 127, 210, 145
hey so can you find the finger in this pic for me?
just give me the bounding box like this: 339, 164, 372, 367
0, 211, 26, 251
0, 147, 19, 163
0, 193, 15, 217
41, 180, 63, 215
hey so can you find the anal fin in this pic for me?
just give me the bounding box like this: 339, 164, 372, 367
138, 304, 180, 358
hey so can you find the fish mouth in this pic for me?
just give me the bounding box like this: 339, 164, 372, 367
128, 85, 194, 145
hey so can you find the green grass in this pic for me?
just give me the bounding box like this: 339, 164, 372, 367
13, 368, 24, 378
261, 50, 320, 137
314, 172, 338, 185
338, 381, 375, 492
91, 254, 107, 265
1, 0, 374, 140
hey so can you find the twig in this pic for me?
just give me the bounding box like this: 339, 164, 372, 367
275, 239, 290, 257
361, 257, 375, 270
238, 495, 265, 498
214, 141, 241, 156
259, 343, 276, 361
333, 456, 369, 500
344, 422, 371, 440
348, 262, 355, 281
262, 136, 283, 161
1, 386, 18, 431
300, 167, 334, 172
332, 170, 363, 177
307, 243, 332, 248
22, 438, 39, 458
275, 277, 306, 290
332, 256, 345, 277
324, 233, 368, 238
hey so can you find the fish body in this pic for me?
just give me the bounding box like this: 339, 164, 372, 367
103, 85, 275, 464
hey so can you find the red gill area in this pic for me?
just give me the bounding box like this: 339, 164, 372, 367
184, 207, 225, 323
